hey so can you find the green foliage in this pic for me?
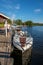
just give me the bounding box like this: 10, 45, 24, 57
0, 22, 4, 24
13, 19, 33, 26
0, 23, 4, 28
7, 19, 12, 24
7, 19, 43, 26
13, 19, 22, 25
33, 23, 43, 26
0, 19, 12, 28
25, 20, 33, 26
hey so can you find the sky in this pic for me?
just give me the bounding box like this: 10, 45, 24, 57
0, 0, 43, 23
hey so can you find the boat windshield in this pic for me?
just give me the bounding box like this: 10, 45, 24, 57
15, 29, 31, 37
11, 25, 31, 37
21, 27, 31, 37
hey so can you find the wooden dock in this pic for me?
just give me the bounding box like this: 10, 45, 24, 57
0, 33, 13, 65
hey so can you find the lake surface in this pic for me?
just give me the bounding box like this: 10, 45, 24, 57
10, 26, 43, 65
26, 26, 43, 65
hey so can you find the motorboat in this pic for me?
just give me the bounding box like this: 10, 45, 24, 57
11, 25, 33, 65
11, 25, 33, 52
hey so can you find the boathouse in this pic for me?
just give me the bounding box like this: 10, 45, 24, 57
0, 13, 10, 37
0, 13, 9, 22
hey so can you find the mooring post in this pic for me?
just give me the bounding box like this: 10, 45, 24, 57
0, 62, 1, 65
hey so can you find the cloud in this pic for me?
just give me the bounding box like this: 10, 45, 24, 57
3, 3, 20, 10
15, 4, 20, 10
1, 0, 20, 10
34, 9, 41, 12
11, 14, 16, 20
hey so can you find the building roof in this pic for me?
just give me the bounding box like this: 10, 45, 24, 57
0, 13, 10, 19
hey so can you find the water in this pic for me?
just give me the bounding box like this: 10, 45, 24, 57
27, 26, 43, 65
11, 26, 43, 65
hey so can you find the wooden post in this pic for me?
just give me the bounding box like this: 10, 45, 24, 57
5, 20, 7, 37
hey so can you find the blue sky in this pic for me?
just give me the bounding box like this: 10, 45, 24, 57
0, 0, 43, 23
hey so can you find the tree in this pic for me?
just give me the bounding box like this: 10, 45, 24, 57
15, 19, 22, 25
7, 19, 12, 24
25, 20, 33, 26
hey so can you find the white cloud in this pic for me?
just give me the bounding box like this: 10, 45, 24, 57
15, 4, 20, 10
34, 9, 41, 12
11, 14, 16, 20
